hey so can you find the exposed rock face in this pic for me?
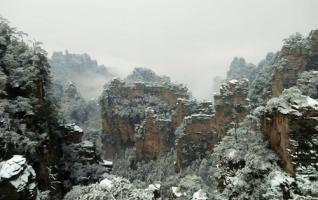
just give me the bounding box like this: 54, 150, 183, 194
100, 77, 189, 159
176, 79, 249, 169
214, 79, 250, 137
61, 123, 84, 144
271, 31, 318, 97
262, 88, 318, 175
171, 98, 195, 129
136, 108, 174, 161
176, 114, 216, 169
0, 155, 37, 200
248, 31, 318, 107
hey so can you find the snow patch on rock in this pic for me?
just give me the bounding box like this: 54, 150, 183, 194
0, 155, 26, 179
99, 178, 113, 189
266, 87, 318, 116
171, 186, 186, 197
192, 189, 208, 200
0, 155, 37, 193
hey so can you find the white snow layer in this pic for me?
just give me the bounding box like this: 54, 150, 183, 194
192, 189, 208, 200
99, 178, 113, 189
73, 125, 83, 133
0, 155, 36, 192
146, 183, 161, 193
266, 87, 318, 116
0, 155, 26, 179
171, 186, 186, 197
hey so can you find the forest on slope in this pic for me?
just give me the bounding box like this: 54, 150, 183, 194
0, 16, 318, 200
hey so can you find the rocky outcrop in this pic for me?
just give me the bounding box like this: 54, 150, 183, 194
176, 114, 216, 169
262, 87, 318, 175
135, 99, 215, 162
100, 77, 189, 159
136, 108, 174, 161
61, 123, 84, 144
175, 79, 249, 169
248, 30, 318, 107
213, 79, 250, 137
171, 98, 195, 129
271, 30, 318, 97
0, 155, 37, 200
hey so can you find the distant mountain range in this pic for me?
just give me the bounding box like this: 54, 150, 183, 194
49, 51, 115, 99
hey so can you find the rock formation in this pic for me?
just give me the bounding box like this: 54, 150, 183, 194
176, 113, 216, 169
2, 14, 318, 200
175, 79, 249, 169
0, 155, 37, 200
135, 108, 174, 161
100, 76, 189, 159
262, 87, 318, 175
213, 79, 250, 137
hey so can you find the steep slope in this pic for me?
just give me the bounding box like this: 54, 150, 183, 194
100, 71, 189, 159
109, 30, 318, 199
249, 30, 318, 106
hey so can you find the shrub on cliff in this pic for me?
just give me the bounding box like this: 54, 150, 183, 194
296, 70, 318, 99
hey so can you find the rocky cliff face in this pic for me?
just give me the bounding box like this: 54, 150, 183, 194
262, 87, 318, 175
135, 108, 174, 161
246, 30, 318, 108
100, 76, 189, 159
214, 79, 250, 137
256, 30, 318, 176
176, 113, 215, 169
175, 79, 249, 169
0, 155, 37, 200
268, 30, 318, 99
100, 71, 250, 169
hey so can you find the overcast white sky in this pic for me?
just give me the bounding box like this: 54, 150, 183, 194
1, 0, 318, 100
